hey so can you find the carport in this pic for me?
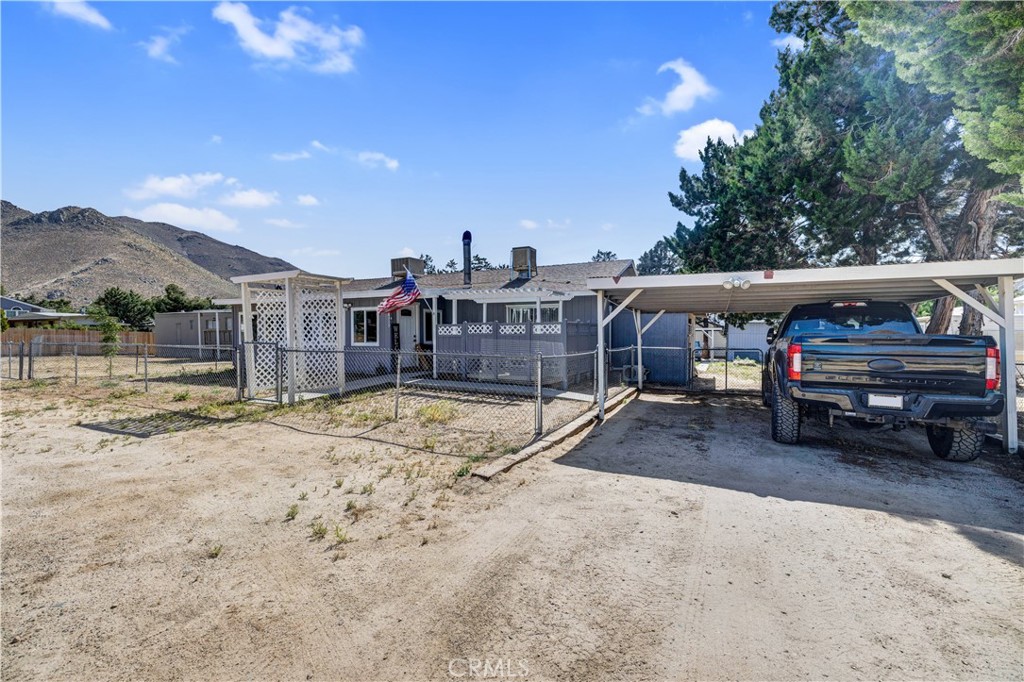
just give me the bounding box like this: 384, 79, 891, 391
587, 258, 1023, 453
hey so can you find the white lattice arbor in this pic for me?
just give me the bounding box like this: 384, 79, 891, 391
232, 270, 352, 402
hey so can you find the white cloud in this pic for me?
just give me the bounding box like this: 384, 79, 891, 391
125, 172, 225, 200
210, 134, 223, 144
546, 218, 572, 230
742, 10, 754, 23
128, 203, 239, 232
772, 35, 805, 51
601, 223, 615, 232
265, 218, 303, 229
271, 149, 312, 161
139, 26, 190, 64
291, 246, 340, 257
673, 118, 754, 161
519, 219, 538, 230
356, 151, 399, 171
212, 2, 364, 75
49, 1, 112, 30
219, 188, 279, 208
310, 140, 335, 153
637, 58, 715, 117
296, 194, 320, 206
397, 247, 416, 258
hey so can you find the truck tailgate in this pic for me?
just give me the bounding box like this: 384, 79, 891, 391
797, 335, 992, 396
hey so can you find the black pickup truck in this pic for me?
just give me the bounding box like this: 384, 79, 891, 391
762, 300, 1003, 461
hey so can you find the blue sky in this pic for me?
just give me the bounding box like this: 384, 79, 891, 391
2, 1, 798, 279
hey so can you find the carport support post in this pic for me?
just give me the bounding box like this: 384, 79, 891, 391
143, 345, 149, 392
998, 275, 1018, 453
633, 309, 644, 392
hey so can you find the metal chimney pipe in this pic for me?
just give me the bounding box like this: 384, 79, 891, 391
462, 230, 472, 286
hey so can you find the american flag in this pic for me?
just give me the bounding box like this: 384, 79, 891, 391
377, 269, 421, 314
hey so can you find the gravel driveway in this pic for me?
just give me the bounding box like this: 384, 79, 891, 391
2, 390, 1021, 680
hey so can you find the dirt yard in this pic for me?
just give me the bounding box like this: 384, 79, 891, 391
2, 386, 1022, 680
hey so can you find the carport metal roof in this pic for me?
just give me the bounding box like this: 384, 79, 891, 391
587, 257, 1023, 454
586, 258, 1022, 314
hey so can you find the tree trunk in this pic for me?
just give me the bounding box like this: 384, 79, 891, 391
921, 183, 1003, 336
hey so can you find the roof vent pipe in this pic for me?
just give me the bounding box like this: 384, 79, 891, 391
462, 230, 472, 286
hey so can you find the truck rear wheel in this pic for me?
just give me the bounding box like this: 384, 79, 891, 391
926, 424, 983, 462
771, 390, 801, 444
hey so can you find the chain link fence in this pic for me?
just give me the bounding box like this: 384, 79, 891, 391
4, 341, 239, 404
690, 348, 764, 392
241, 345, 599, 457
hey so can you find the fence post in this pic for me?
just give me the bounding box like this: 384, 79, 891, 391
394, 350, 402, 421
235, 347, 242, 402
74, 344, 79, 385
27, 341, 34, 380
535, 352, 543, 435
143, 344, 149, 392
276, 346, 284, 405
18, 342, 25, 380
135, 344, 140, 374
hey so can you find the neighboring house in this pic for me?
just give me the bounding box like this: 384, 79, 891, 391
1, 295, 94, 328
152, 309, 235, 347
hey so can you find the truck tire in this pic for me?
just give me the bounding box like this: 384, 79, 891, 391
771, 390, 801, 444
926, 424, 984, 462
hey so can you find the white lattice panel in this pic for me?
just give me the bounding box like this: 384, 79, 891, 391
533, 323, 562, 335
499, 324, 526, 335
295, 288, 340, 390
467, 323, 494, 335
251, 288, 287, 391
437, 325, 462, 336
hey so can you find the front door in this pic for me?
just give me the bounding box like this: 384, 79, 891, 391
399, 308, 417, 367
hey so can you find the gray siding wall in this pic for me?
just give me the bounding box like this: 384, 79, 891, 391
610, 312, 689, 385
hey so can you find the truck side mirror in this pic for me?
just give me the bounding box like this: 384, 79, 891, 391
766, 327, 776, 345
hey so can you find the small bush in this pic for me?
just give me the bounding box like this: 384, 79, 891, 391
360, 483, 375, 495
309, 520, 328, 541
172, 391, 190, 402
298, 491, 308, 501
333, 525, 353, 545
285, 504, 299, 521
207, 545, 222, 559
454, 462, 472, 478
416, 401, 459, 425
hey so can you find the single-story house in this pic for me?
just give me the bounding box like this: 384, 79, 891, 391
229, 235, 691, 398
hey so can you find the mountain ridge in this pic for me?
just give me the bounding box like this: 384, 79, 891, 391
1, 200, 296, 308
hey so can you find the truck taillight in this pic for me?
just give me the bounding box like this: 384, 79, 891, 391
787, 343, 802, 381
986, 347, 1000, 391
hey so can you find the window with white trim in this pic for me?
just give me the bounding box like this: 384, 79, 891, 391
351, 308, 379, 345
506, 303, 559, 324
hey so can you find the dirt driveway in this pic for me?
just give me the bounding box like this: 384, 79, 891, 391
2, 389, 1022, 680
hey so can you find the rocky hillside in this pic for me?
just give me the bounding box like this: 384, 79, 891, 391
1, 201, 295, 308
116, 215, 294, 281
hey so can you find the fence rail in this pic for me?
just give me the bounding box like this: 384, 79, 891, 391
1, 328, 154, 348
